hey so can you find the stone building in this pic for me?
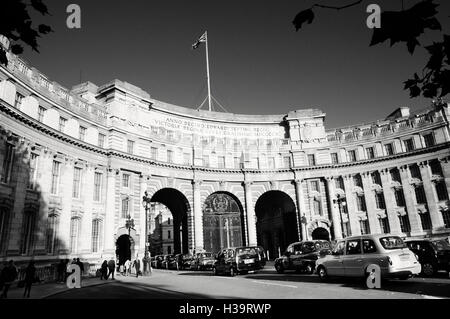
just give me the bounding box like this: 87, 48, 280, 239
150, 203, 174, 255
0, 48, 449, 269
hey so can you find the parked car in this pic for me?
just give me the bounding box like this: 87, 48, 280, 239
162, 254, 177, 269
153, 255, 164, 269
405, 238, 450, 277
275, 240, 331, 274
212, 246, 262, 276
190, 252, 215, 270
180, 254, 193, 270
316, 234, 421, 281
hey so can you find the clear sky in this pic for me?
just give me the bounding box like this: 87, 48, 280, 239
20, 0, 450, 128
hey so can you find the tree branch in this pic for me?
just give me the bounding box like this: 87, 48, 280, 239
311, 0, 364, 11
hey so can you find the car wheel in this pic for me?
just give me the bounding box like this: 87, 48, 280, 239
229, 267, 235, 277
317, 266, 328, 281
421, 263, 435, 277
275, 263, 284, 274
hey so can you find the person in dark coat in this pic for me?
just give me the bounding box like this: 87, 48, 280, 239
23, 261, 36, 298
133, 256, 141, 278
107, 258, 115, 280
100, 260, 108, 280
0, 260, 18, 299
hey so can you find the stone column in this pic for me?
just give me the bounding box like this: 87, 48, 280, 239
138, 174, 148, 256
440, 156, 450, 202
419, 161, 444, 229
79, 164, 94, 254
325, 177, 342, 240
399, 165, 422, 234
380, 169, 402, 234
244, 181, 257, 246
343, 175, 361, 235
58, 156, 74, 254
193, 179, 203, 251
103, 168, 117, 255
361, 172, 381, 234
294, 179, 308, 240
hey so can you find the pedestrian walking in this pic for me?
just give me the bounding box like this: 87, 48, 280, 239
100, 260, 108, 280
133, 256, 141, 278
23, 261, 36, 298
0, 260, 18, 299
107, 258, 115, 280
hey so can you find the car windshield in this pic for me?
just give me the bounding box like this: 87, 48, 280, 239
379, 236, 406, 250
431, 240, 450, 251
236, 247, 258, 256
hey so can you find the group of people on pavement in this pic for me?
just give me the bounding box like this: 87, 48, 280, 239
0, 259, 35, 299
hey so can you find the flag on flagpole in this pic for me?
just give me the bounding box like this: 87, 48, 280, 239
192, 31, 207, 50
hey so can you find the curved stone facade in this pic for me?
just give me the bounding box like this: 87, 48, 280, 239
0, 51, 449, 266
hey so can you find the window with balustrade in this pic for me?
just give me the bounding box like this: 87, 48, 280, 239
348, 150, 357, 162
151, 147, 158, 160
359, 219, 370, 235
379, 217, 390, 234
38, 106, 45, 122
390, 168, 401, 183
375, 192, 386, 209
50, 161, 61, 195
384, 143, 394, 155
409, 164, 421, 179
14, 92, 24, 108
394, 189, 406, 207
93, 172, 102, 202
283, 156, 291, 168
218, 156, 226, 168
365, 147, 375, 159
121, 198, 129, 219
310, 180, 320, 192
356, 194, 366, 211
70, 217, 81, 253
331, 152, 339, 164
371, 171, 382, 185
72, 167, 82, 199
419, 212, 432, 231
79, 126, 86, 141
122, 173, 130, 188
398, 214, 411, 233
183, 153, 191, 166
404, 138, 414, 152
20, 211, 35, 255
167, 150, 173, 163
430, 160, 443, 176
313, 199, 322, 216
98, 133, 105, 148
91, 219, 102, 253
414, 185, 427, 204
335, 177, 345, 190
27, 153, 39, 190
443, 210, 450, 229
353, 174, 363, 188
423, 133, 435, 147
435, 181, 449, 201
127, 140, 135, 154
308, 154, 316, 166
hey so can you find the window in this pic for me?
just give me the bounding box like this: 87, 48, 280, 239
313, 199, 321, 215
151, 147, 158, 160
430, 160, 443, 176
1, 142, 14, 183
335, 177, 345, 190
375, 192, 386, 209
409, 164, 421, 179
70, 217, 80, 253
348, 150, 357, 162
77, 126, 86, 141
371, 171, 381, 185
331, 153, 339, 164
14, 92, 24, 108
234, 157, 240, 169
38, 106, 45, 122
394, 189, 406, 206
28, 153, 39, 190
359, 219, 370, 235
218, 156, 226, 168
20, 212, 35, 255
366, 147, 375, 159
183, 153, 191, 166
356, 194, 367, 211
399, 214, 411, 233
384, 143, 394, 156
414, 185, 427, 204
121, 198, 129, 218
443, 210, 450, 229
92, 219, 101, 253
435, 182, 449, 201
346, 240, 362, 255
379, 217, 390, 234
423, 133, 435, 147
362, 239, 377, 253
390, 168, 401, 183
283, 156, 291, 168
59, 117, 67, 132
168, 230, 171, 239
268, 157, 275, 169
167, 150, 173, 163
203, 155, 209, 167
122, 174, 130, 188
50, 161, 61, 194
46, 215, 58, 254
308, 154, 316, 166
419, 212, 432, 231
72, 167, 82, 198
93, 172, 102, 202
127, 140, 135, 154
98, 133, 105, 148
310, 180, 320, 192
353, 175, 363, 188
404, 138, 414, 152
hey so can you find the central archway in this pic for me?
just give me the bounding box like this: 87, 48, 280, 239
116, 234, 134, 266
150, 188, 190, 254
255, 191, 298, 259
203, 192, 245, 254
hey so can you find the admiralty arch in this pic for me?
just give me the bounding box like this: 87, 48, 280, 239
0, 50, 450, 269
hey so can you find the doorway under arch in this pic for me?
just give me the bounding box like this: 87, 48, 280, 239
255, 190, 298, 259
311, 227, 330, 241
116, 234, 135, 266
202, 192, 245, 254
150, 188, 190, 254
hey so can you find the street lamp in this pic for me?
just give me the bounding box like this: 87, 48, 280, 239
333, 194, 347, 238
142, 191, 152, 275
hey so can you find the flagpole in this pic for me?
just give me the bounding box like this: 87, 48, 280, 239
205, 31, 212, 112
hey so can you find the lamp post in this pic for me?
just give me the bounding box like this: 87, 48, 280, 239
333, 194, 347, 238
142, 191, 152, 275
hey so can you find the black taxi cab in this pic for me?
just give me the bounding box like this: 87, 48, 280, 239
213, 246, 262, 276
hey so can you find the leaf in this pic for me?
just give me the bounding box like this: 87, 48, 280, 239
0, 48, 8, 66
422, 82, 438, 98
293, 9, 315, 31
404, 78, 417, 90
436, 69, 450, 97
38, 24, 52, 34
31, 0, 49, 15
407, 39, 420, 54
11, 44, 23, 55
409, 84, 421, 98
